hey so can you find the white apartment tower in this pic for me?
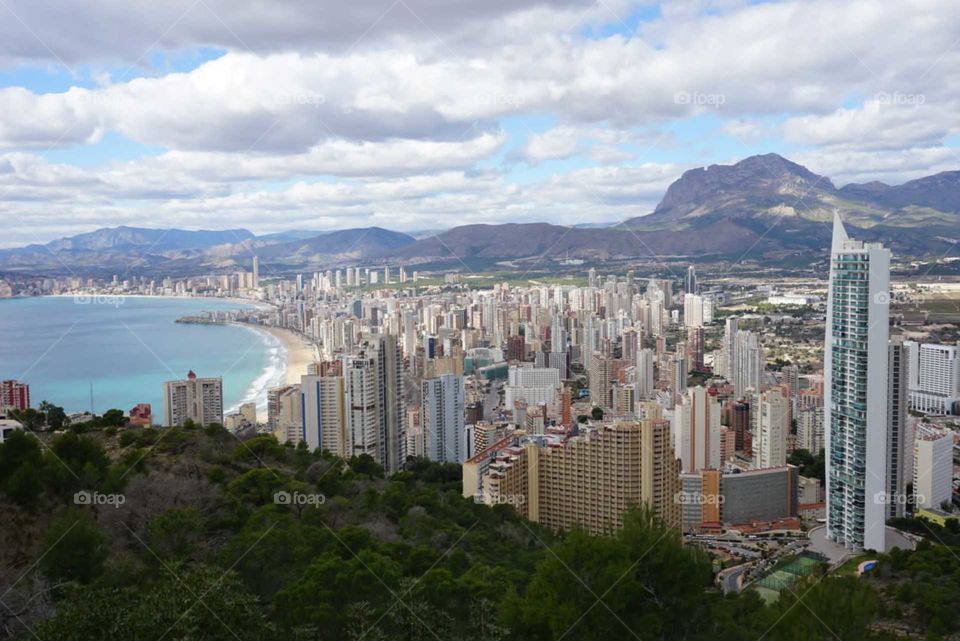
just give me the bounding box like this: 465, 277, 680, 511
904, 342, 960, 415
913, 424, 954, 510
369, 335, 406, 474
753, 388, 788, 468
344, 356, 380, 461
732, 330, 764, 396
301, 374, 347, 456
672, 386, 721, 473
636, 348, 655, 400
824, 214, 890, 552
421, 373, 466, 463
163, 371, 223, 427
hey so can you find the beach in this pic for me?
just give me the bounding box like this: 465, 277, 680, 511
257, 325, 319, 385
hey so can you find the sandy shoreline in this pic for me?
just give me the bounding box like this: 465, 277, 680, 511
255, 325, 319, 385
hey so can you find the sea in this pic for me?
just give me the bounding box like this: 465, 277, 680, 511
0, 296, 286, 417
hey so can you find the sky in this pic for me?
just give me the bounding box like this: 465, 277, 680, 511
1, 0, 959, 248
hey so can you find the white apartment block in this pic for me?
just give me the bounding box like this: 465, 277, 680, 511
904, 342, 960, 415
422, 373, 466, 463
913, 424, 954, 510
163, 371, 223, 427
672, 386, 720, 473
754, 388, 788, 468
505, 364, 561, 409
301, 375, 346, 455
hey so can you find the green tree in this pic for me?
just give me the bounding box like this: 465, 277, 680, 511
40, 511, 108, 584
33, 566, 278, 641
348, 453, 384, 478
514, 509, 711, 641
38, 400, 68, 429
147, 507, 204, 560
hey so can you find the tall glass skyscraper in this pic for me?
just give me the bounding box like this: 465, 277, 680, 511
824, 214, 890, 552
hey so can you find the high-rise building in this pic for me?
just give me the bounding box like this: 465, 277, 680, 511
730, 399, 751, 452
684, 294, 704, 328
505, 365, 561, 410
368, 335, 406, 474
587, 267, 598, 289
686, 265, 698, 295
344, 355, 380, 461
163, 371, 223, 427
913, 424, 954, 510
754, 389, 788, 468
636, 348, 655, 399
421, 373, 466, 463
886, 339, 910, 518
589, 351, 615, 410
796, 406, 824, 455
469, 419, 681, 534
904, 341, 960, 415
824, 214, 890, 552
506, 334, 526, 362
719, 317, 738, 380
686, 326, 705, 373
732, 330, 764, 396
252, 256, 260, 288
301, 374, 346, 455
0, 380, 30, 412
673, 386, 721, 473
269, 386, 300, 444
781, 364, 800, 409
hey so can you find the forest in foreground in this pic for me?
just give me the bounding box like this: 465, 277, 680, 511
1, 419, 958, 641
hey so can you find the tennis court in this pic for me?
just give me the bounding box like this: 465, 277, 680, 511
751, 553, 824, 603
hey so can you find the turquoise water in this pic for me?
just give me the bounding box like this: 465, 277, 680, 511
0, 296, 285, 416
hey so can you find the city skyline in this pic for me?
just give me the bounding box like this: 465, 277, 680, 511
2, 3, 960, 639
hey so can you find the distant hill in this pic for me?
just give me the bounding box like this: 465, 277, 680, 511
838, 170, 960, 212
387, 221, 765, 262
617, 153, 958, 257
253, 227, 415, 266
5, 226, 255, 255
0, 226, 414, 276
2, 154, 958, 275
642, 153, 833, 223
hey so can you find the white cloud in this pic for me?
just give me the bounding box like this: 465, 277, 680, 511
1, 0, 960, 245
784, 100, 955, 151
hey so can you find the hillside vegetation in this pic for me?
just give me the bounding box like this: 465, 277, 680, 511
0, 422, 957, 640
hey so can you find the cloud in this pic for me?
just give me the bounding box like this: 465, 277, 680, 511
0, 158, 682, 247
2, 0, 960, 246
793, 146, 960, 186
0, 0, 607, 66
784, 99, 955, 151
4, 0, 960, 154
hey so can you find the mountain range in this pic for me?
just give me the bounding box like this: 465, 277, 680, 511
3, 153, 958, 276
